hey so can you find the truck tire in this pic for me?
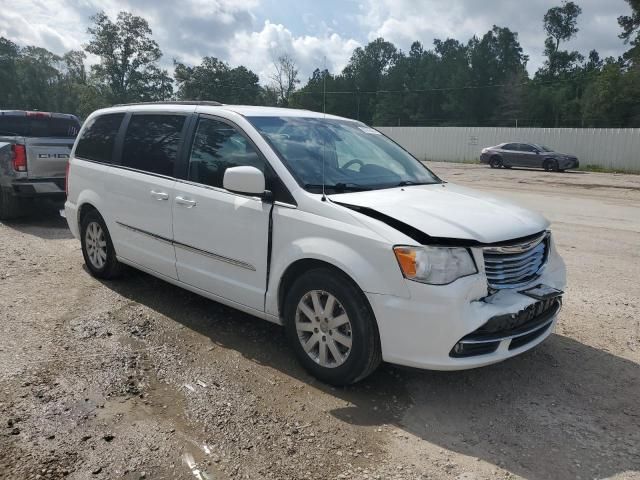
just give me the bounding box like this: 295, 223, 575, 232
0, 188, 23, 220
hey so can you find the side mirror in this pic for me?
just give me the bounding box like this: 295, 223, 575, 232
223, 166, 266, 197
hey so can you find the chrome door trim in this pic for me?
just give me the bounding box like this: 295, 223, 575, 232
116, 221, 256, 271
173, 241, 256, 271
116, 221, 173, 245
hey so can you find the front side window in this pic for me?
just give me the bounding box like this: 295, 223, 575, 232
247, 116, 440, 193
188, 118, 264, 188
121, 114, 186, 176
503, 143, 519, 151
75, 113, 125, 164
520, 144, 537, 152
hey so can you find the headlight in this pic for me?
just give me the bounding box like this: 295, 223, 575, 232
393, 246, 477, 285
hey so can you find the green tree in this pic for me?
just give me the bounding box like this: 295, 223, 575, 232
174, 57, 261, 104
618, 0, 640, 64
269, 54, 300, 107
0, 37, 20, 108
15, 46, 62, 111
85, 11, 172, 103
541, 1, 584, 76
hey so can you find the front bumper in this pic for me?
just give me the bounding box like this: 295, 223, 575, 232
367, 243, 566, 370
559, 157, 579, 169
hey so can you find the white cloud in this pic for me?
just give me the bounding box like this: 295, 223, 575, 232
0, 0, 630, 84
228, 21, 361, 83
0, 2, 86, 53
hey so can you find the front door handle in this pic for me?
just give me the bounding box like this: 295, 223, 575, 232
175, 196, 197, 208
150, 190, 169, 201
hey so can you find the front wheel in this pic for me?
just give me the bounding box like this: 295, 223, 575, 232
284, 268, 381, 385
489, 156, 502, 169
544, 159, 559, 172
80, 210, 123, 279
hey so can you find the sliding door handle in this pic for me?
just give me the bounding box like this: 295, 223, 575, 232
175, 196, 197, 208
150, 190, 169, 201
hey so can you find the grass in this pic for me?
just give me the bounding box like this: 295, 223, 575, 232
578, 164, 640, 174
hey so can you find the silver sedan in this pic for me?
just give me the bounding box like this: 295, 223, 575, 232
480, 143, 580, 172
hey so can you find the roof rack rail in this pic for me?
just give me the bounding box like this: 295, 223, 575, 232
114, 100, 223, 107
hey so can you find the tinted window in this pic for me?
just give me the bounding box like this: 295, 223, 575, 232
520, 144, 537, 152
121, 114, 186, 176
75, 113, 125, 163
0, 114, 80, 138
188, 118, 264, 188
503, 143, 519, 151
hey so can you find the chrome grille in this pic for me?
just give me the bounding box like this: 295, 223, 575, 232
483, 232, 549, 289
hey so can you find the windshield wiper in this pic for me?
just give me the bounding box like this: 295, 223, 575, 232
0, 130, 20, 136
395, 180, 437, 187
304, 183, 372, 192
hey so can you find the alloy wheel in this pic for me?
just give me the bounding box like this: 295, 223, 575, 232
85, 221, 107, 269
295, 290, 353, 368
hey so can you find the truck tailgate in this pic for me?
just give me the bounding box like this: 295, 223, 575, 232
25, 137, 74, 179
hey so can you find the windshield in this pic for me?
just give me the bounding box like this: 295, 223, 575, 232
247, 116, 440, 193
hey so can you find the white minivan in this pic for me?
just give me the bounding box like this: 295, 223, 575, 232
65, 102, 566, 385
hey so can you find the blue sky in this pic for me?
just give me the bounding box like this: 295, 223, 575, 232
0, 0, 632, 84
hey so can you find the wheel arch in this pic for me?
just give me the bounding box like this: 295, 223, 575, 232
78, 202, 99, 227
277, 258, 382, 356
277, 258, 368, 321
75, 188, 106, 230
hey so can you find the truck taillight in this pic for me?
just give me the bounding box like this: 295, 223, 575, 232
65, 160, 71, 196
11, 144, 27, 172
26, 111, 51, 118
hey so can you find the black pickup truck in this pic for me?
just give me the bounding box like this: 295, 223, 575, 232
0, 110, 80, 219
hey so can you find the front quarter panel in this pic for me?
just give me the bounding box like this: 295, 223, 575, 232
265, 202, 410, 318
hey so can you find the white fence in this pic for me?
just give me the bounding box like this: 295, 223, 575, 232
376, 127, 640, 172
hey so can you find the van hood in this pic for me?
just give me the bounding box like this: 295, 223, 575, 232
330, 183, 549, 244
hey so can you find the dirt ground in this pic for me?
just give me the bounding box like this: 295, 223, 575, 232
1, 163, 639, 480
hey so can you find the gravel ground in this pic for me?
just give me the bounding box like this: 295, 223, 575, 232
1, 163, 639, 480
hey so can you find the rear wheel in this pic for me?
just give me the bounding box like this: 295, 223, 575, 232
489, 156, 503, 169
0, 188, 24, 220
284, 268, 381, 385
80, 209, 122, 279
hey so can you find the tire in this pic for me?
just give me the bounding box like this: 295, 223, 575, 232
80, 209, 123, 279
284, 268, 382, 386
544, 159, 559, 172
489, 156, 502, 169
0, 188, 24, 220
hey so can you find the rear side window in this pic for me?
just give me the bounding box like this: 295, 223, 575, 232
75, 113, 125, 163
121, 114, 186, 177
0, 115, 80, 138
188, 118, 264, 188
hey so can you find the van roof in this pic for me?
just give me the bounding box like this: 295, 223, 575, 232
96, 102, 350, 121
